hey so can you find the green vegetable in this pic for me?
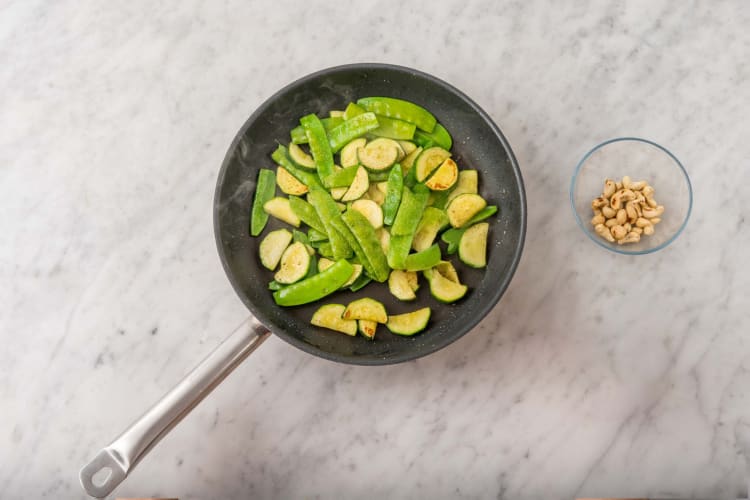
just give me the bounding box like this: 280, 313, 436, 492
414, 123, 453, 150
340, 138, 367, 168
440, 205, 498, 254
263, 197, 300, 227
326, 165, 359, 188
423, 267, 467, 303
348, 273, 372, 292
259, 228, 293, 270
311, 303, 357, 335
250, 169, 276, 236
317, 242, 334, 259
300, 114, 335, 183
307, 188, 353, 260
391, 185, 430, 236
459, 222, 489, 268
341, 209, 390, 282
368, 170, 392, 183
292, 229, 310, 245
358, 138, 400, 171
308, 228, 328, 243
327, 112, 379, 152
290, 117, 343, 144
273, 259, 354, 306
288, 196, 326, 234
404, 244, 442, 271
386, 307, 431, 336
370, 115, 416, 140
274, 241, 311, 284
343, 297, 388, 323
412, 207, 449, 251
343, 102, 366, 120
382, 164, 403, 226
271, 145, 320, 188
267, 280, 285, 291
288, 143, 316, 170
357, 97, 437, 132
340, 166, 369, 202
415, 147, 451, 182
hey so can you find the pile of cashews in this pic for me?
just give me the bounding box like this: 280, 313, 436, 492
591, 176, 664, 245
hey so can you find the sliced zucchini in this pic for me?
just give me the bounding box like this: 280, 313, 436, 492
341, 166, 369, 202
274, 242, 311, 284
405, 270, 419, 291
377, 227, 390, 254
398, 140, 417, 155
358, 138, 399, 171
394, 141, 406, 162
311, 304, 357, 336
435, 261, 459, 283
329, 110, 345, 118
330, 186, 348, 200
288, 142, 315, 170
263, 197, 301, 227
259, 228, 293, 270
276, 166, 309, 195
388, 269, 417, 301
412, 207, 450, 251
386, 307, 431, 336
326, 165, 359, 188
446, 170, 478, 205
319, 257, 363, 288
401, 146, 423, 173
415, 147, 451, 182
340, 138, 367, 168
424, 268, 468, 303
446, 193, 487, 228
351, 199, 383, 229
376, 181, 389, 195
424, 158, 458, 191
367, 183, 386, 205
459, 222, 489, 268
358, 319, 377, 340
343, 297, 388, 323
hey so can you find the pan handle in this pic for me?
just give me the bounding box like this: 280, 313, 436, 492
79, 316, 271, 498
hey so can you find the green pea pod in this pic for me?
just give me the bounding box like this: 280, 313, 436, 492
341, 210, 390, 282
370, 115, 416, 140
290, 117, 344, 144
268, 280, 285, 291
343, 102, 366, 120
403, 158, 419, 188
327, 112, 380, 152
440, 205, 498, 254
326, 165, 359, 188
391, 185, 430, 236
273, 259, 354, 306
288, 196, 326, 234
404, 244, 442, 271
357, 97, 437, 133
300, 114, 335, 183
308, 228, 328, 243
368, 170, 391, 183
414, 123, 452, 150
387, 234, 412, 270
382, 164, 403, 226
250, 169, 276, 236
307, 188, 353, 260
429, 188, 452, 210
317, 242, 334, 259
271, 145, 320, 188
329, 215, 375, 279
348, 273, 372, 292
292, 229, 309, 245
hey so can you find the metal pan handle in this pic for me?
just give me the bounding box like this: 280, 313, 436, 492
79, 316, 271, 498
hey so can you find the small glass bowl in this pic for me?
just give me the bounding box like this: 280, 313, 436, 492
570, 137, 692, 255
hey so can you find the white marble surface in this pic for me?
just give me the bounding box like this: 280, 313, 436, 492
2, 1, 750, 498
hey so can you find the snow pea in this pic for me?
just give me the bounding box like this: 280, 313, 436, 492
326, 165, 359, 188
391, 184, 430, 236
288, 196, 326, 234
343, 102, 366, 120
250, 169, 276, 236
290, 117, 344, 144
341, 210, 390, 282
404, 244, 442, 271
307, 187, 353, 260
327, 112, 379, 152
273, 259, 354, 306
370, 115, 416, 140
414, 123, 453, 150
357, 97, 437, 132
271, 145, 320, 188
300, 114, 335, 183
382, 164, 403, 226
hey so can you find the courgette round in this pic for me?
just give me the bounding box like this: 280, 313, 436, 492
415, 146, 451, 182
357, 138, 399, 171
386, 307, 431, 336
288, 142, 316, 170
274, 242, 311, 284
311, 304, 357, 336
459, 222, 489, 268
340, 138, 367, 168
446, 193, 487, 228
259, 228, 293, 271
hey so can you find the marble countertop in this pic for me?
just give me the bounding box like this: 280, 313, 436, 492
2, 1, 749, 498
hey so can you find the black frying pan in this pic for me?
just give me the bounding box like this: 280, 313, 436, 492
215, 63, 526, 364
80, 63, 525, 498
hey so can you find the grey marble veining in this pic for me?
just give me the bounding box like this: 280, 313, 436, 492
2, 0, 750, 498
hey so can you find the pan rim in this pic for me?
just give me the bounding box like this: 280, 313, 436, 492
213, 62, 527, 365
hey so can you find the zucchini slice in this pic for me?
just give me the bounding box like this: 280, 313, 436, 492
358, 319, 377, 340
394, 141, 406, 162
367, 182, 386, 205
446, 193, 487, 228
401, 146, 423, 173
288, 142, 315, 170
412, 207, 450, 252
424, 268, 468, 303
424, 158, 458, 191
358, 138, 399, 171
415, 147, 451, 182
341, 166, 369, 202
343, 297, 388, 323
311, 304, 357, 336
263, 197, 301, 227
377, 227, 390, 254
330, 186, 348, 201
406, 270, 419, 291
398, 140, 417, 155
435, 261, 459, 283
259, 228, 293, 271
351, 199, 383, 229
459, 222, 489, 268
340, 138, 367, 168
329, 110, 345, 118
376, 181, 389, 195
388, 269, 417, 301
446, 170, 478, 205
386, 307, 431, 336
274, 242, 311, 284
276, 166, 309, 195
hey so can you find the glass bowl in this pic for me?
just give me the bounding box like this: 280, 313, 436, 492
570, 137, 692, 254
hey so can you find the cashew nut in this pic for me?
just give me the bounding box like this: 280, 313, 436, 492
642, 205, 664, 218
618, 231, 641, 245
629, 180, 646, 191
622, 176, 632, 189
615, 181, 623, 190
601, 206, 616, 218
623, 222, 632, 233
605, 218, 618, 228
603, 180, 616, 198
642, 185, 654, 198
635, 217, 652, 228
650, 217, 661, 224
616, 209, 627, 225
631, 226, 643, 235
591, 214, 605, 225
611, 224, 627, 240
625, 201, 638, 221
643, 224, 655, 236
592, 196, 609, 209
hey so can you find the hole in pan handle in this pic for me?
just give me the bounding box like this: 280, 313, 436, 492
79, 316, 271, 498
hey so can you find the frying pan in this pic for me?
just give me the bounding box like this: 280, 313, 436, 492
80, 63, 526, 497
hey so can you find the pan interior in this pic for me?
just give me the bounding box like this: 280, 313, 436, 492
214, 64, 526, 365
